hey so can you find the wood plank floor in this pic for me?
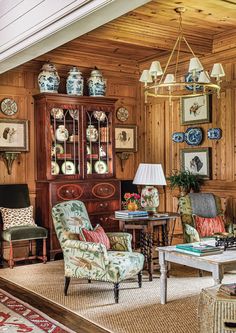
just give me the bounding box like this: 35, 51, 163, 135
0, 275, 109, 333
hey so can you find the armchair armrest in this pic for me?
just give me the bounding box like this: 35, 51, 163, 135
63, 239, 109, 267
183, 223, 200, 243
106, 232, 132, 252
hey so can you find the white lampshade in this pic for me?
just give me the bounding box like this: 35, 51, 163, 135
139, 70, 153, 83
210, 63, 225, 78
188, 57, 203, 72
133, 163, 166, 214
133, 163, 167, 186
149, 61, 163, 77
163, 74, 176, 84
198, 71, 211, 83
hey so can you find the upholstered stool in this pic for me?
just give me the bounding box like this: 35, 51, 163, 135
2, 225, 48, 268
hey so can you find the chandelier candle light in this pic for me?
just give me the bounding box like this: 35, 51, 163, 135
133, 163, 167, 215
139, 7, 225, 103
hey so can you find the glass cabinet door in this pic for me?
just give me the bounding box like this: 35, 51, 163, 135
50, 107, 82, 178
85, 110, 113, 177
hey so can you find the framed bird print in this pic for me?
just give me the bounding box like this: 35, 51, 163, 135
181, 95, 211, 125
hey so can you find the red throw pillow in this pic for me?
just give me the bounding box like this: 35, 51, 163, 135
81, 225, 110, 249
193, 215, 225, 237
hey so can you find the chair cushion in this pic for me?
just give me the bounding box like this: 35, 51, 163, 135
2, 225, 48, 241
193, 215, 225, 237
107, 251, 144, 282
0, 206, 36, 230
81, 225, 110, 249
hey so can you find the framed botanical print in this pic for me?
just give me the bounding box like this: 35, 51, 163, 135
115, 125, 137, 152
180, 147, 211, 179
181, 95, 211, 125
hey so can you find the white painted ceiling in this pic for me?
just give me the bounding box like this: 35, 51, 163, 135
0, 0, 150, 73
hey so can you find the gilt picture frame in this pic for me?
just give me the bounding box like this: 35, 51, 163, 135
181, 95, 211, 125
180, 147, 211, 179
115, 125, 138, 152
0, 119, 29, 151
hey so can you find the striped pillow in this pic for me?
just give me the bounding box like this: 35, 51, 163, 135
81, 225, 110, 249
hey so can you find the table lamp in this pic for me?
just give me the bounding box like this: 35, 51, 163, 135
133, 163, 166, 214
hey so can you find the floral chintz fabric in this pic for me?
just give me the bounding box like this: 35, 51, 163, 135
178, 194, 233, 243
52, 200, 144, 284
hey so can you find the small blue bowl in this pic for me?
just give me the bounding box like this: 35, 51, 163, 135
207, 128, 222, 140
172, 132, 185, 143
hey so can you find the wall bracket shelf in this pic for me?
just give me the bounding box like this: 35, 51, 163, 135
116, 152, 133, 172
0, 152, 21, 175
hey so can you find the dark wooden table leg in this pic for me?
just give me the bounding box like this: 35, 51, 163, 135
146, 232, 153, 281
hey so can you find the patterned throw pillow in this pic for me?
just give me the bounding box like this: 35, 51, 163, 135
81, 225, 110, 249
0, 206, 36, 230
193, 215, 225, 237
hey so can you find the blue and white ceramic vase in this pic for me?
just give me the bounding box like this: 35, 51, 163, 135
66, 67, 84, 96
87, 68, 106, 97
38, 62, 60, 93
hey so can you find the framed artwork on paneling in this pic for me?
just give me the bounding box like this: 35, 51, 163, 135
115, 124, 137, 152
180, 147, 211, 179
0, 119, 29, 151
181, 95, 211, 125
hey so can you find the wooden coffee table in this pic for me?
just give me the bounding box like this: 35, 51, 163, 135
158, 245, 236, 304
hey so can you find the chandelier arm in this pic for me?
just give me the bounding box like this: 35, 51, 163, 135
175, 35, 183, 80
159, 36, 181, 84
182, 36, 198, 58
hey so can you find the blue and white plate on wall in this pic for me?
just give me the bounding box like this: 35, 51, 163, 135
185, 127, 203, 146
207, 128, 222, 140
172, 132, 185, 143
185, 72, 202, 91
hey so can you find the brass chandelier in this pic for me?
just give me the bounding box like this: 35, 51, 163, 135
139, 7, 225, 103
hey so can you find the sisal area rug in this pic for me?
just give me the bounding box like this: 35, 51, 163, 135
0, 261, 235, 333
0, 287, 75, 332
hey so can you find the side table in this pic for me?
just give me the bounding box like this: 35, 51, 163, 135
198, 286, 236, 332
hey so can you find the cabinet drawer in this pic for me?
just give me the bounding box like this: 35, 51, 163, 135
86, 199, 120, 213
55, 184, 84, 201
90, 214, 119, 232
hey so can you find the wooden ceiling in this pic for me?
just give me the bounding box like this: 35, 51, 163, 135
60, 0, 236, 63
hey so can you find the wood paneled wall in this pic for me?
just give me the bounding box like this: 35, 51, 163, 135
141, 45, 236, 236
1, 34, 236, 242
0, 51, 143, 195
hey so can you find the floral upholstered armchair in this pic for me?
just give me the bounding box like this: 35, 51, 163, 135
178, 193, 233, 243
51, 200, 144, 303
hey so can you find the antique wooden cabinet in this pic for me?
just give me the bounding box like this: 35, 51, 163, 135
34, 93, 121, 260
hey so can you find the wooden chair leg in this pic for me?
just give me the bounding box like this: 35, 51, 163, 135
42, 238, 47, 263
114, 283, 119, 303
64, 276, 71, 296
138, 271, 142, 288
29, 240, 33, 257
9, 241, 14, 269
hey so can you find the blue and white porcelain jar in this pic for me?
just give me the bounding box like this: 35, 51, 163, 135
87, 68, 106, 97
38, 62, 60, 93
66, 67, 84, 96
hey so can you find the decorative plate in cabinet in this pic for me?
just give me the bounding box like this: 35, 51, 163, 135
55, 125, 69, 142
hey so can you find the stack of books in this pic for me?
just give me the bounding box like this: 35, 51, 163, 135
115, 210, 148, 218
219, 283, 236, 296
175, 243, 224, 256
